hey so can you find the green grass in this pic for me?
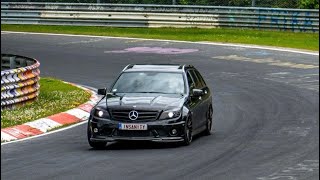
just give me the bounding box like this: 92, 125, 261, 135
1, 77, 91, 129
1, 24, 319, 51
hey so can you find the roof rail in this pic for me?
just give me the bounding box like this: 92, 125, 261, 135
122, 64, 134, 71
182, 64, 194, 71
178, 65, 184, 69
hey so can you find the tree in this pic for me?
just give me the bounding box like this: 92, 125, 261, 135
298, 0, 319, 9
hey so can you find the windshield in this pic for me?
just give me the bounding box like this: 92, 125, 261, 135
111, 72, 185, 94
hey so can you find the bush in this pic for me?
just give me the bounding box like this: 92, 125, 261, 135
299, 0, 319, 9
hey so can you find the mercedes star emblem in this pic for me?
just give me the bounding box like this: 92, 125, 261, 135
129, 110, 139, 120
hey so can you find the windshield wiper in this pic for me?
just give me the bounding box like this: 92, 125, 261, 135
115, 92, 184, 96
135, 91, 179, 94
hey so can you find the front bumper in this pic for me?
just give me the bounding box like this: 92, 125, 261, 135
90, 136, 184, 143
89, 116, 186, 143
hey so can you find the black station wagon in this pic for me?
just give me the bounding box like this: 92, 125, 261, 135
87, 64, 213, 148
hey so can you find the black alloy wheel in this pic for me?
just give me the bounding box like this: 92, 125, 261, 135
182, 117, 193, 146
204, 106, 213, 136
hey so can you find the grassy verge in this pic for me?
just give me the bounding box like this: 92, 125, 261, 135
2, 24, 319, 51
1, 77, 91, 128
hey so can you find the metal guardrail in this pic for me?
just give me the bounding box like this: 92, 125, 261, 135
1, 54, 40, 110
1, 2, 319, 32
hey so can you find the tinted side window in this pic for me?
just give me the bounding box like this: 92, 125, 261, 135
194, 70, 207, 87
189, 70, 202, 89
186, 71, 195, 89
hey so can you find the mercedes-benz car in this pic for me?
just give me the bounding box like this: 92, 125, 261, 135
87, 64, 213, 148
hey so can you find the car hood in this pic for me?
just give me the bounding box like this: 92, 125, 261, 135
97, 93, 185, 110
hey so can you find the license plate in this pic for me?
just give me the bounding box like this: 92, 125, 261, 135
118, 123, 147, 130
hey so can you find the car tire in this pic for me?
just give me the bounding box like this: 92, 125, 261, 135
203, 106, 213, 136
181, 117, 193, 146
87, 124, 107, 149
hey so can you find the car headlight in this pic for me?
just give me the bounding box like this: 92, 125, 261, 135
93, 108, 110, 118
159, 109, 181, 120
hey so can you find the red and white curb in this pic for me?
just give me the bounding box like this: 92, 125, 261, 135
1, 82, 101, 143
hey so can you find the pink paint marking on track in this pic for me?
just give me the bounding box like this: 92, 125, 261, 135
106, 47, 199, 55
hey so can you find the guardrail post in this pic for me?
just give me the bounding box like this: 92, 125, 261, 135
9, 56, 16, 69
252, 0, 256, 7
20, 58, 26, 67
172, 0, 176, 5
97, 0, 100, 3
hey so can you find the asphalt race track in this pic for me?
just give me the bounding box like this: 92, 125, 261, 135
1, 32, 319, 180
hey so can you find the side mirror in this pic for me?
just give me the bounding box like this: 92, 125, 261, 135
192, 89, 204, 97
97, 88, 107, 95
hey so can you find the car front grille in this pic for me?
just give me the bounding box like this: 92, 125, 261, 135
110, 109, 159, 121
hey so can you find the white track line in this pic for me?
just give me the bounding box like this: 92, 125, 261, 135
1, 31, 318, 56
